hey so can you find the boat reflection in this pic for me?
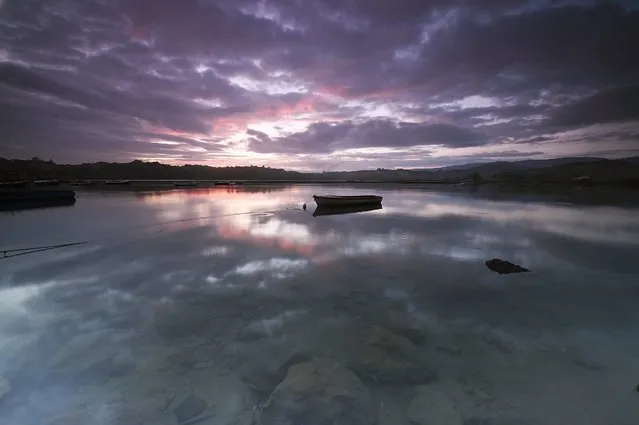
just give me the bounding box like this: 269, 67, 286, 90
313, 203, 383, 217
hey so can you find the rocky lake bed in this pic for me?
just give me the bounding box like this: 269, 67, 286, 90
1, 185, 638, 424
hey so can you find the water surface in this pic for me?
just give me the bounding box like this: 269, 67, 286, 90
1, 185, 638, 424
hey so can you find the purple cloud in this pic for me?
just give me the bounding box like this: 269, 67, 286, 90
0, 0, 638, 168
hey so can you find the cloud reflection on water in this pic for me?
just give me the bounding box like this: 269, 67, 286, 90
1, 186, 639, 424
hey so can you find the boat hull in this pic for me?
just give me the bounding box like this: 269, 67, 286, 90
0, 198, 76, 212
313, 203, 382, 217
0, 189, 76, 202
313, 195, 383, 207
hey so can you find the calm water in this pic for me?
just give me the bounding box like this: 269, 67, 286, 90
1, 185, 638, 425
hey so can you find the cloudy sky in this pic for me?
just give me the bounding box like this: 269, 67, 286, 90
1, 0, 638, 170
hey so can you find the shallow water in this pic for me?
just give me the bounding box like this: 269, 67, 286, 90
1, 185, 638, 425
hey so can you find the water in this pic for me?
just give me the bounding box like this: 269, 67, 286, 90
1, 185, 638, 425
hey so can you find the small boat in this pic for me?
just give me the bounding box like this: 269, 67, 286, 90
105, 180, 131, 185
0, 197, 76, 212
313, 194, 383, 207
0, 189, 76, 203
34, 179, 60, 186
174, 181, 199, 187
313, 203, 383, 217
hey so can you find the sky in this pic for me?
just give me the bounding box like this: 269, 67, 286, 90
1, 0, 638, 171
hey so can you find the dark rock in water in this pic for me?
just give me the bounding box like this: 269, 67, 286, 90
173, 393, 208, 424
259, 359, 376, 425
348, 326, 437, 384
485, 259, 529, 274
385, 311, 428, 346
239, 351, 311, 394
636, 384, 639, 393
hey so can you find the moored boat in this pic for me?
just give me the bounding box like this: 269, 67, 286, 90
0, 189, 76, 203
313, 203, 382, 217
313, 194, 383, 207
105, 180, 131, 185
0, 197, 76, 212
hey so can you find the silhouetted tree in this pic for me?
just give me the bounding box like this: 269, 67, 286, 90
472, 172, 482, 186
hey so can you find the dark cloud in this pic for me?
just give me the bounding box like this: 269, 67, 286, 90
288, 2, 639, 102
120, 0, 305, 56
0, 61, 246, 134
248, 120, 489, 153
409, 3, 639, 97
437, 104, 550, 121
0, 0, 638, 167
547, 86, 639, 127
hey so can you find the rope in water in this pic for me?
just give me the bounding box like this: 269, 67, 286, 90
1, 242, 91, 259
0, 205, 308, 260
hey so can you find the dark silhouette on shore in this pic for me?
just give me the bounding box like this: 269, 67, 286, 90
1, 156, 639, 187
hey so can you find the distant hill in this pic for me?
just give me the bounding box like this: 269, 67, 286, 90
432, 157, 603, 172
0, 158, 306, 181
1, 156, 638, 186
494, 158, 639, 184
413, 157, 607, 180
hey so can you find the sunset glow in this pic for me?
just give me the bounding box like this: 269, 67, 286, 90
1, 1, 638, 169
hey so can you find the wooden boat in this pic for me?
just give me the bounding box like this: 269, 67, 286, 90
313, 194, 383, 207
0, 189, 76, 203
313, 203, 382, 217
0, 197, 76, 212
105, 180, 131, 185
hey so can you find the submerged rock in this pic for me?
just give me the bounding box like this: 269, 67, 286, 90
407, 385, 462, 425
259, 358, 376, 425
239, 351, 311, 394
172, 393, 208, 424
385, 311, 428, 346
348, 326, 437, 384
485, 259, 529, 274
